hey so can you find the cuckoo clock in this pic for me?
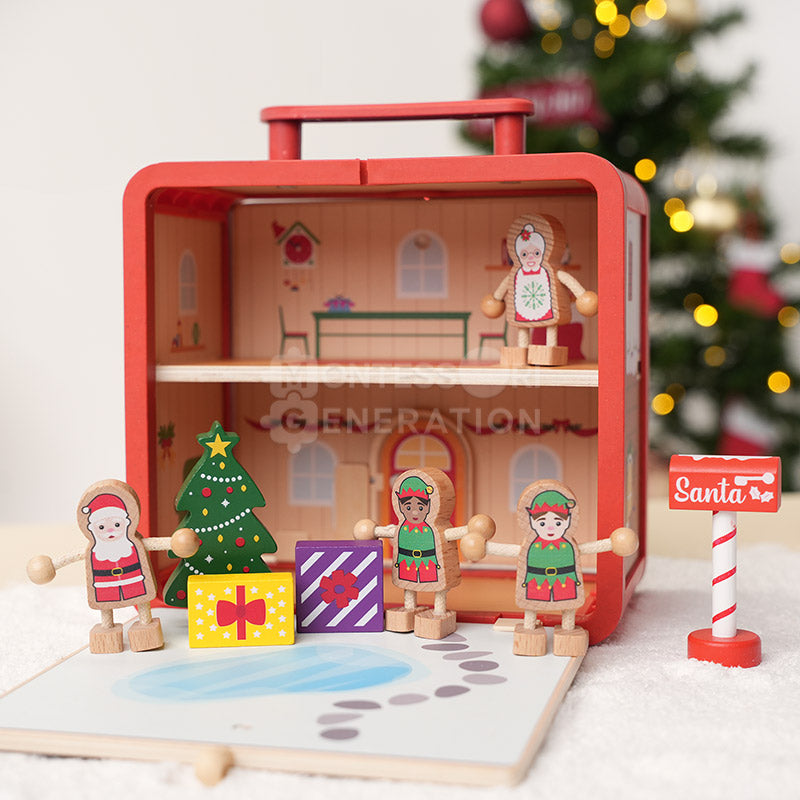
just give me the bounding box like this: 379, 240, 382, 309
277, 221, 320, 268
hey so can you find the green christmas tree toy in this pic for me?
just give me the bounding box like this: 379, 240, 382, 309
163, 421, 277, 607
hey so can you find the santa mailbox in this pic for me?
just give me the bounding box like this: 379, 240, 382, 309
668, 454, 781, 667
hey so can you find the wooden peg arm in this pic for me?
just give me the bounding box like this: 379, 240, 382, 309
579, 527, 638, 557
27, 549, 83, 585
354, 520, 397, 540
485, 541, 521, 558
444, 514, 496, 542
143, 528, 202, 558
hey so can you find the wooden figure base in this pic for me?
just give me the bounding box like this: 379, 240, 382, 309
527, 344, 568, 366
385, 606, 429, 633
513, 623, 547, 657
499, 346, 528, 367
552, 626, 589, 657
89, 623, 124, 654
687, 628, 761, 668
414, 609, 457, 640
128, 618, 164, 652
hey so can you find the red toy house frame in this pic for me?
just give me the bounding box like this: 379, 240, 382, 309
123, 99, 648, 644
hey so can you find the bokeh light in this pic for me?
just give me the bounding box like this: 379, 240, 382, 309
652, 393, 675, 415
634, 158, 657, 181
572, 17, 593, 39
670, 209, 695, 232
631, 4, 649, 25
778, 306, 800, 328
704, 346, 726, 367
594, 30, 615, 57
780, 242, 800, 264
609, 14, 631, 36
664, 197, 685, 216
540, 9, 562, 30
674, 51, 697, 74
596, 1, 618, 25
696, 173, 718, 198
693, 304, 718, 327
645, 0, 667, 20
683, 292, 703, 311
767, 371, 791, 394
542, 32, 562, 53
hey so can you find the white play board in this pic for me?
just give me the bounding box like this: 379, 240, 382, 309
0, 610, 582, 785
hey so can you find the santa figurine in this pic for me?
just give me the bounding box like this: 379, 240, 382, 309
481, 213, 598, 366
27, 479, 199, 654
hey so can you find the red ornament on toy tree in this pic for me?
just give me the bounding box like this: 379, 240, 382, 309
480, 0, 531, 42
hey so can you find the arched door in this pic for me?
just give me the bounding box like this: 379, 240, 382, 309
377, 412, 470, 526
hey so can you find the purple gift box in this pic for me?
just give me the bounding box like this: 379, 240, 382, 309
295, 540, 384, 633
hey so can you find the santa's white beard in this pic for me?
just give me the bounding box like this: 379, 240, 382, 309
92, 536, 135, 562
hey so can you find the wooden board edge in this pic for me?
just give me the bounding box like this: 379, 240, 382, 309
0, 729, 518, 786
507, 651, 584, 784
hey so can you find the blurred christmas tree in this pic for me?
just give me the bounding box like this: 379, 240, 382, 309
467, 0, 800, 487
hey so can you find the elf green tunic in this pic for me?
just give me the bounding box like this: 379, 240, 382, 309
521, 537, 579, 602
396, 521, 440, 583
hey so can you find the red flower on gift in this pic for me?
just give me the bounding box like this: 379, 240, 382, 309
319, 570, 360, 609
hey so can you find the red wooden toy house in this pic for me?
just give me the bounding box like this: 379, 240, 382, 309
123, 99, 648, 643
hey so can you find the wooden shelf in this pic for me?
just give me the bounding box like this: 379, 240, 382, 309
155, 360, 599, 387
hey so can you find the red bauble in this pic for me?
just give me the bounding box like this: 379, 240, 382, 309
480, 0, 531, 42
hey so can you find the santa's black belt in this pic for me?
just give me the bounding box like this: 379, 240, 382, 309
94, 563, 140, 576
398, 547, 436, 558
527, 565, 575, 577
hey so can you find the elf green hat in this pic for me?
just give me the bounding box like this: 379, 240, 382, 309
396, 475, 433, 500
528, 489, 575, 517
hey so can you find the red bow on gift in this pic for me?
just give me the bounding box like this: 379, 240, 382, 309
216, 584, 266, 640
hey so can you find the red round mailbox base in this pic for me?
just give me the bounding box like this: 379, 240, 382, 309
688, 628, 761, 668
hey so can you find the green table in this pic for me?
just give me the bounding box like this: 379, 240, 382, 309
312, 311, 471, 358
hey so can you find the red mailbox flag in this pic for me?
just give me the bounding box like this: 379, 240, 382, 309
668, 455, 781, 514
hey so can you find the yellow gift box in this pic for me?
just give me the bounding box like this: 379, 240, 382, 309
187, 572, 295, 648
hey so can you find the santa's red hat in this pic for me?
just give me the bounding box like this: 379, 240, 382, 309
82, 493, 128, 520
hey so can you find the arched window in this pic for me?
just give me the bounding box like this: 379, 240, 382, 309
178, 250, 198, 315
508, 445, 562, 510
289, 442, 336, 506
396, 230, 447, 298
390, 433, 452, 488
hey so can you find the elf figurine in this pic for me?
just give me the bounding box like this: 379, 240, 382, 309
480, 213, 598, 367
354, 468, 495, 639
27, 479, 200, 654
461, 479, 637, 657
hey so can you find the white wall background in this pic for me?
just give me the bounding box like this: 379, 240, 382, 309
1, 0, 797, 524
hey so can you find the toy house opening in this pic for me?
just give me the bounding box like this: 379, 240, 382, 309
125, 154, 647, 642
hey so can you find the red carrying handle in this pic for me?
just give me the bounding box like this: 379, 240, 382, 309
260, 99, 533, 160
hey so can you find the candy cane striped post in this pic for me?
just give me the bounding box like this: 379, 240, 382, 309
669, 455, 781, 668
711, 510, 738, 638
